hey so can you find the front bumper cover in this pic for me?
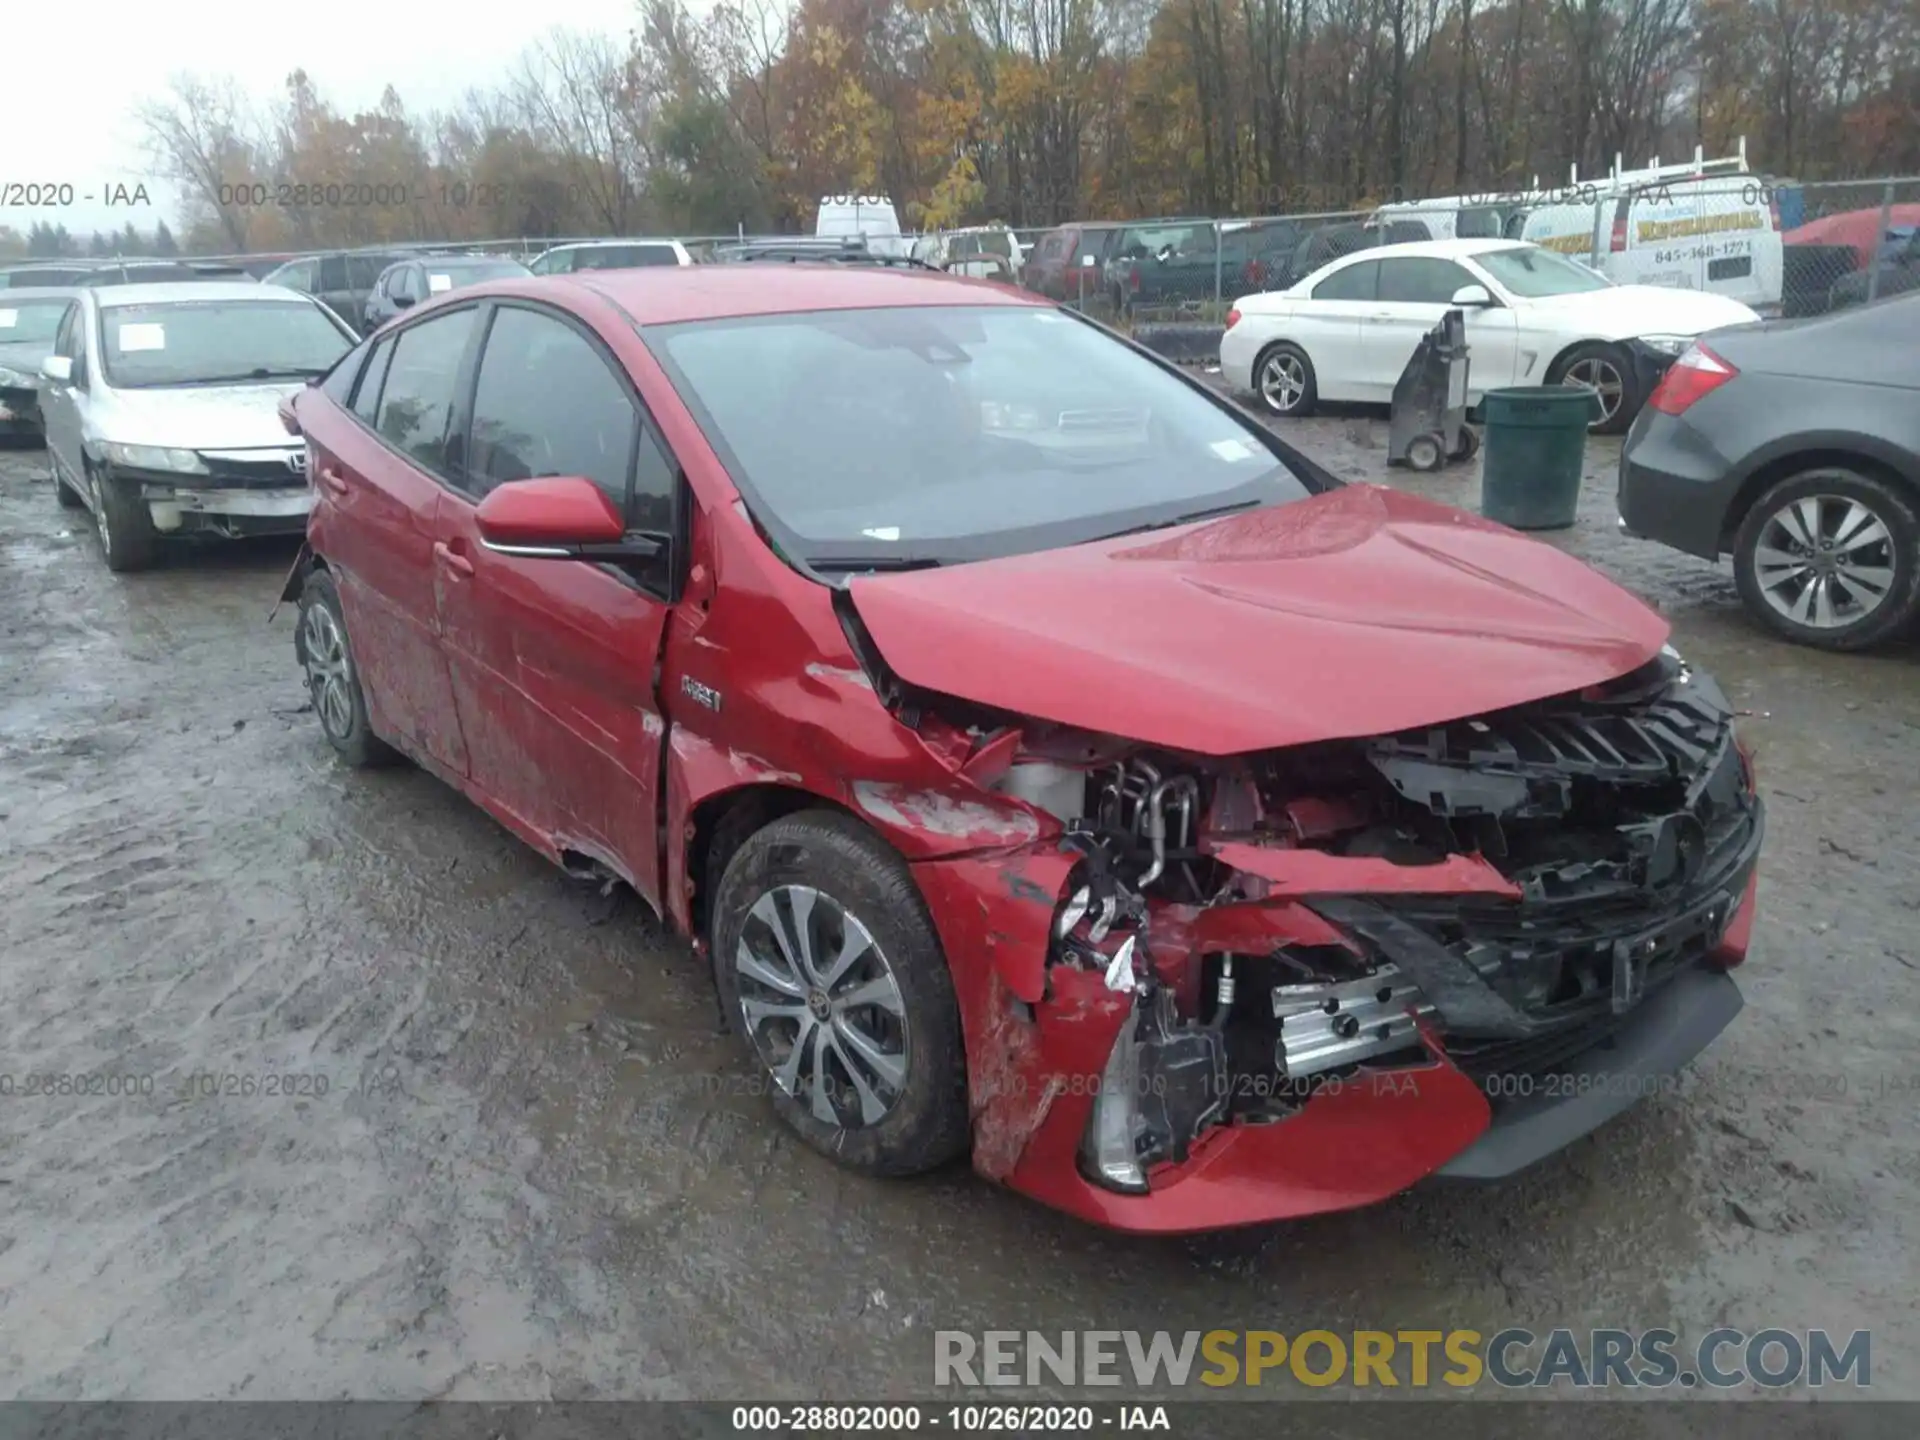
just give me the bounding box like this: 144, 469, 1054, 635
916, 825, 1760, 1234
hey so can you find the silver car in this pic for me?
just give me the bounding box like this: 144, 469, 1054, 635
37, 282, 356, 572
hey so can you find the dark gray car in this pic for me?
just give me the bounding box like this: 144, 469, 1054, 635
0, 287, 78, 439
1618, 291, 1920, 651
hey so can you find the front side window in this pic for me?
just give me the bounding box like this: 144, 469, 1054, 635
349, 335, 394, 420
1477, 246, 1613, 297
97, 300, 354, 388
463, 306, 636, 508
648, 304, 1312, 569
374, 308, 477, 473
1313, 259, 1380, 301
1376, 257, 1478, 305
347, 255, 398, 289
0, 298, 74, 346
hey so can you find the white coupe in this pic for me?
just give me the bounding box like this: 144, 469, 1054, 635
1218, 238, 1762, 434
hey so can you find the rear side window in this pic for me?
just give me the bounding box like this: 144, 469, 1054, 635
351, 335, 395, 421
374, 309, 476, 474
1455, 207, 1503, 239
1313, 259, 1380, 300
462, 305, 636, 509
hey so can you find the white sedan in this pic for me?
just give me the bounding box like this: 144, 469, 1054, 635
1219, 238, 1762, 434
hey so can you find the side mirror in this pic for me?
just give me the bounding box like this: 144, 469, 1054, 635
40, 355, 73, 384
474, 476, 661, 562
392, 294, 416, 310
1451, 284, 1495, 307
278, 393, 303, 437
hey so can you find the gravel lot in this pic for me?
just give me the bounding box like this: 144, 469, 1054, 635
1, 404, 1916, 1402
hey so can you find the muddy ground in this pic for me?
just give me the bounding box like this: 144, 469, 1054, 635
0, 408, 1916, 1404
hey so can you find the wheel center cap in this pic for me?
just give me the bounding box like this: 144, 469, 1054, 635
807, 989, 831, 1021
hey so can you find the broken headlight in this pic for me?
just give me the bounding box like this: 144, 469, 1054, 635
1078, 982, 1228, 1194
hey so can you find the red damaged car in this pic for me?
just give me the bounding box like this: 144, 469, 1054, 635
278, 265, 1764, 1233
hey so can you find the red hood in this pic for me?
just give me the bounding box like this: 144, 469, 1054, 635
847, 485, 1669, 756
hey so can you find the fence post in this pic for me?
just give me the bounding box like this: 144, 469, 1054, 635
1866, 182, 1894, 305
1213, 221, 1224, 307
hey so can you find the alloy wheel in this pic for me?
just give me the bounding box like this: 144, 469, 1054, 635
1560, 356, 1625, 426
1259, 353, 1307, 412
301, 601, 356, 741
734, 884, 909, 1128
1752, 493, 1897, 631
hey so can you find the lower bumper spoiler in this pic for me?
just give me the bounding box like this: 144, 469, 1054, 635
1434, 964, 1743, 1181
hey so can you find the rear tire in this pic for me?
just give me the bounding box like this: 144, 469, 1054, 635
1732, 467, 1920, 652
711, 811, 970, 1178
1548, 342, 1639, 435
295, 569, 398, 767
1253, 342, 1318, 417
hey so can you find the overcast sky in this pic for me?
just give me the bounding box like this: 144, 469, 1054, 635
3, 1, 660, 239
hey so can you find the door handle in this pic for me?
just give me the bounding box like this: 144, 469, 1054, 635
433, 540, 474, 578
315, 465, 349, 497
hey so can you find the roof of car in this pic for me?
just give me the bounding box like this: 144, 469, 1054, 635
546, 239, 681, 251
551, 265, 1044, 326
93, 281, 313, 308
1341, 237, 1533, 260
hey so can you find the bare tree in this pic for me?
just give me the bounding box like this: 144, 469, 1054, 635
512, 28, 652, 233
132, 74, 265, 250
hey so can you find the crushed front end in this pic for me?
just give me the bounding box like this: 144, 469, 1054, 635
918, 645, 1762, 1232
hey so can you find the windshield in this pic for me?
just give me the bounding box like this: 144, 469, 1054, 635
99, 300, 354, 388
648, 304, 1314, 568
0, 300, 71, 346
1478, 246, 1613, 296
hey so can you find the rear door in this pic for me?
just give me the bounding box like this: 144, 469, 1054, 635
1293, 257, 1380, 400
308, 306, 479, 775
38, 301, 86, 488
432, 300, 675, 902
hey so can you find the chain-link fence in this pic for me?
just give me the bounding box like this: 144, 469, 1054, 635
158, 173, 1920, 321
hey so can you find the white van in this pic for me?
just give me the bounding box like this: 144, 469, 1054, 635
1515, 152, 1784, 313
816, 196, 908, 258
1367, 197, 1523, 242
1378, 144, 1785, 313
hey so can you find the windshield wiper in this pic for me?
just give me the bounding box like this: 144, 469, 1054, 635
806, 555, 946, 574
1088, 497, 1265, 543
181, 366, 331, 384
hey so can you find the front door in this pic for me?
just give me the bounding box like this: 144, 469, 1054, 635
312, 305, 479, 775
433, 301, 675, 907
1359, 255, 1520, 403
37, 301, 86, 490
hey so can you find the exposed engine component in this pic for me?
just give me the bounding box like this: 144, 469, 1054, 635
996, 761, 1087, 825
1271, 965, 1436, 1078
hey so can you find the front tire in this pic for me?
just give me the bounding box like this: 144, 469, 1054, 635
711, 811, 970, 1178
295, 569, 398, 767
88, 463, 158, 572
1732, 467, 1920, 651
1253, 342, 1318, 417
1549, 342, 1639, 435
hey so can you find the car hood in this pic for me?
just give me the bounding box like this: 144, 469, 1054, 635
96, 382, 310, 450
1519, 285, 1761, 337
847, 485, 1670, 756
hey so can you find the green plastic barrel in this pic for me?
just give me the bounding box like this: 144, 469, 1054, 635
1477, 386, 1599, 530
